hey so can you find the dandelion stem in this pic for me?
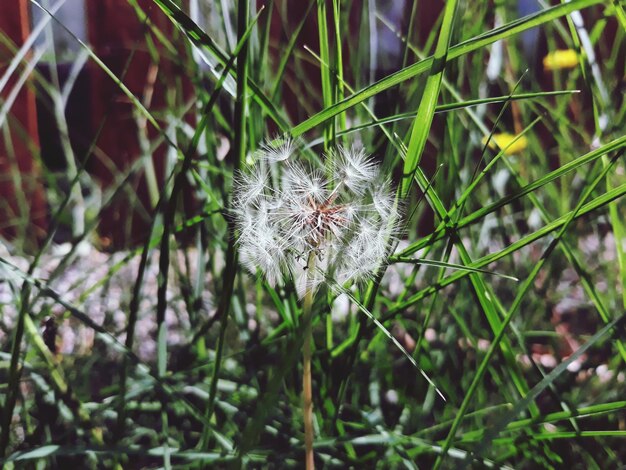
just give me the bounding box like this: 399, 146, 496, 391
302, 251, 316, 470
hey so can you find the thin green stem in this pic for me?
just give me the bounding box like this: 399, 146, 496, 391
302, 252, 316, 470
199, 0, 249, 453
0, 285, 29, 457
433, 152, 622, 469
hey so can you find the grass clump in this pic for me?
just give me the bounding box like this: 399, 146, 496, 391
0, 0, 625, 468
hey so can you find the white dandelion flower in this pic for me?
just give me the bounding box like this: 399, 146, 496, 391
233, 142, 403, 465
232, 141, 401, 295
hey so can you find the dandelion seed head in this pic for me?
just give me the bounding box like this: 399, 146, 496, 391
233, 141, 401, 295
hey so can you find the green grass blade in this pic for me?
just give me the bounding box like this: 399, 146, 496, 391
610, 0, 626, 31
30, 0, 164, 138
456, 400, 626, 443
330, 280, 446, 402
317, 0, 334, 149
151, 0, 290, 131
387, 182, 626, 313
318, 90, 577, 139
332, 0, 346, 132
396, 134, 626, 259
395, 257, 518, 281
199, 0, 251, 452
474, 314, 626, 458
291, 0, 601, 136
270, 0, 316, 100
433, 153, 622, 468
401, 0, 458, 196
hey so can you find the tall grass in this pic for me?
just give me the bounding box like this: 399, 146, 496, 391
0, 0, 625, 468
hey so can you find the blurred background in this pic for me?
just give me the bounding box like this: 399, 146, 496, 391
3, 0, 621, 250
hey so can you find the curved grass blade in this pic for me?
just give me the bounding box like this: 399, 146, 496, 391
311, 90, 578, 142
386, 182, 626, 315
151, 0, 290, 131
29, 0, 163, 138
396, 134, 626, 259
291, 0, 601, 137
401, 0, 458, 196
394, 257, 518, 281
328, 278, 446, 402
473, 314, 626, 459
455, 400, 626, 443
433, 152, 623, 469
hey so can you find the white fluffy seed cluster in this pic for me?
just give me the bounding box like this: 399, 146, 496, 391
232, 140, 401, 295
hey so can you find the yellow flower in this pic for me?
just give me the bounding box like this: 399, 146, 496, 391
543, 49, 579, 71
483, 133, 528, 155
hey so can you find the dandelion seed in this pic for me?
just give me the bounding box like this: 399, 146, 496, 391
257, 137, 297, 162
233, 141, 401, 295
332, 145, 380, 195
233, 166, 269, 206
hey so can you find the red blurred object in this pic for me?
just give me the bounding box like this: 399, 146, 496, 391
85, 0, 196, 249
0, 0, 48, 248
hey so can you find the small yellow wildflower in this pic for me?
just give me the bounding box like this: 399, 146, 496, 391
543, 49, 579, 71
483, 133, 528, 155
